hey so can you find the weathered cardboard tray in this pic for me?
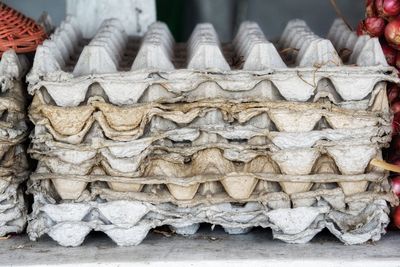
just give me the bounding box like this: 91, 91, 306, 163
27, 185, 393, 246
0, 50, 31, 237
30, 151, 390, 203
26, 19, 399, 107
0, 184, 27, 236
0, 150, 30, 237
29, 94, 390, 143
26, 18, 399, 245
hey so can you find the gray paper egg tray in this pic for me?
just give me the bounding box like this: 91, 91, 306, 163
27, 18, 398, 107
29, 145, 390, 198
27, 96, 391, 201
26, 18, 398, 245
26, 114, 396, 244
0, 50, 30, 236
0, 150, 30, 236
27, 90, 392, 202
27, 180, 393, 246
29, 93, 390, 143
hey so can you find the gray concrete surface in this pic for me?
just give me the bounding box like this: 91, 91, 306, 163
1, 226, 400, 266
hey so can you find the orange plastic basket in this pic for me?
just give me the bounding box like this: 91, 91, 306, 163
0, 2, 47, 56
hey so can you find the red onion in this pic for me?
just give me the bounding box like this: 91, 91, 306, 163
389, 153, 400, 163
393, 113, 400, 134
388, 85, 399, 102
391, 101, 400, 113
392, 176, 400, 196
381, 42, 397, 65
367, 0, 377, 17
393, 135, 400, 151
357, 17, 386, 37
357, 21, 364, 36
393, 206, 400, 228
396, 51, 400, 69
385, 18, 400, 47
388, 151, 400, 162
376, 0, 400, 17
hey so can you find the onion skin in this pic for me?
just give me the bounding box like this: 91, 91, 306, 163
366, 17, 386, 36
388, 84, 400, 102
357, 21, 364, 36
367, 0, 377, 17
388, 91, 399, 103
391, 101, 400, 113
396, 51, 400, 69
390, 154, 400, 164
392, 176, 400, 196
392, 113, 400, 135
388, 87, 399, 103
385, 18, 400, 47
388, 152, 400, 163
393, 135, 400, 151
357, 17, 386, 37
393, 206, 400, 228
376, 0, 400, 17
382, 42, 397, 65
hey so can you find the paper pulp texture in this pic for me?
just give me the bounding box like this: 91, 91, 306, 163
26, 18, 399, 246
0, 50, 30, 236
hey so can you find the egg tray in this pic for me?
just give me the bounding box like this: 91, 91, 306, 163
28, 84, 392, 202
26, 17, 394, 200
29, 165, 395, 206
26, 18, 399, 108
0, 184, 27, 236
0, 50, 32, 237
0, 81, 29, 237
28, 140, 394, 205
26, 18, 399, 245
27, 183, 393, 246
0, 144, 28, 173
0, 50, 29, 159
0, 75, 28, 144
0, 50, 28, 89
28, 113, 390, 194
29, 92, 390, 144
29, 132, 388, 174
0, 149, 30, 236
29, 122, 390, 156
28, 67, 395, 108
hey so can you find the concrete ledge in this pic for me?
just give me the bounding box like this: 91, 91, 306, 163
1, 226, 400, 267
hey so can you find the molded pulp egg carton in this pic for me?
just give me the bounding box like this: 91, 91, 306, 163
26, 17, 399, 246
0, 50, 30, 236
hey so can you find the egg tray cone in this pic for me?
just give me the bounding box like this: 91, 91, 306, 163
26, 18, 399, 245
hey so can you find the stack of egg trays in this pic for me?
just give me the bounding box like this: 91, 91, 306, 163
25, 17, 399, 246
0, 50, 30, 236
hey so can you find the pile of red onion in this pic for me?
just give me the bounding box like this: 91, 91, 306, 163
359, 0, 400, 228
359, 0, 400, 63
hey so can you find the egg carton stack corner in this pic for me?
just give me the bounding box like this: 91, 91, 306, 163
0, 50, 30, 236
26, 17, 399, 246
